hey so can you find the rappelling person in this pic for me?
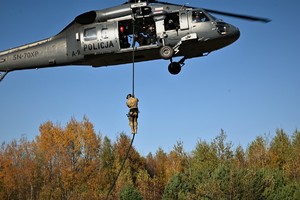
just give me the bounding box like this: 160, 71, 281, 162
126, 94, 139, 134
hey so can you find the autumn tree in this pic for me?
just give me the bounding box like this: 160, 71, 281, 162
0, 137, 37, 199
269, 129, 292, 171
35, 121, 64, 199
246, 135, 269, 168
233, 145, 246, 169
153, 148, 168, 198
165, 141, 190, 179
140, 153, 162, 199
1, 118, 300, 200
112, 133, 145, 198
35, 117, 102, 199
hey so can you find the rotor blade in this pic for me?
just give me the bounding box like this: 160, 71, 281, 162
203, 8, 271, 23
127, 0, 271, 23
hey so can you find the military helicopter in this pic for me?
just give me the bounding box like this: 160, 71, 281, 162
0, 0, 270, 81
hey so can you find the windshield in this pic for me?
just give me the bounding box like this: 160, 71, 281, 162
203, 10, 219, 21
192, 10, 210, 23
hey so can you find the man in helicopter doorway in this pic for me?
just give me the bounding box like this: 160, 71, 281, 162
126, 94, 139, 134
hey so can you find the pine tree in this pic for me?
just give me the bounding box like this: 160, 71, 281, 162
120, 184, 143, 200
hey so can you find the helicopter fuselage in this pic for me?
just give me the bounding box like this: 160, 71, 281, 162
0, 2, 240, 80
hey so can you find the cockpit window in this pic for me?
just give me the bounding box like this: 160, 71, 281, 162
84, 27, 97, 41
192, 11, 209, 23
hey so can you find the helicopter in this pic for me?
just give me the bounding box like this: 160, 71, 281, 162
0, 0, 270, 81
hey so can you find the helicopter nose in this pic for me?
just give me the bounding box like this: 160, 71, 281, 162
224, 24, 240, 45
230, 25, 240, 42
216, 22, 240, 42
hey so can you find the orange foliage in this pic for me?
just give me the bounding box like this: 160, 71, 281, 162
1, 119, 300, 199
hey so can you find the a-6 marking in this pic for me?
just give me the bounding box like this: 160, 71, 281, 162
13, 51, 39, 61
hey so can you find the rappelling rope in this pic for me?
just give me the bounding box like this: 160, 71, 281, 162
132, 17, 136, 96
105, 14, 137, 200
105, 134, 135, 199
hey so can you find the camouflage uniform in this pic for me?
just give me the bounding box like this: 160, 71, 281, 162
126, 94, 139, 134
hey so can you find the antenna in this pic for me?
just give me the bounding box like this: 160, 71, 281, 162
181, 3, 189, 10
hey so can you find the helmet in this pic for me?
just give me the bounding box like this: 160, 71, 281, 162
127, 94, 132, 99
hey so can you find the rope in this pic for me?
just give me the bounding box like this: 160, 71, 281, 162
132, 17, 136, 96
132, 49, 135, 96
105, 15, 137, 200
105, 134, 135, 200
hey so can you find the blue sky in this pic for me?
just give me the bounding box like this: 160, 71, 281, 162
1, 0, 299, 155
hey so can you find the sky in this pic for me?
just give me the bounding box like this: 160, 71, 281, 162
0, 0, 299, 155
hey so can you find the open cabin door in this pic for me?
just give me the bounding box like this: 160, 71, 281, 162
118, 11, 157, 49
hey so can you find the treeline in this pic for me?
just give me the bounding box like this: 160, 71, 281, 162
0, 117, 300, 200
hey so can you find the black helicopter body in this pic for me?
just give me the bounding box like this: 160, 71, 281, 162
0, 0, 270, 81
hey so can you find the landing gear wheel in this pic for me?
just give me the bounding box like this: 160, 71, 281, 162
168, 62, 181, 75
159, 46, 174, 60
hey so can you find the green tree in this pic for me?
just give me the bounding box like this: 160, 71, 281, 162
266, 182, 300, 200
120, 184, 143, 200
191, 140, 218, 174
291, 130, 300, 180
162, 173, 191, 200
239, 169, 265, 200
99, 136, 115, 196
212, 129, 233, 163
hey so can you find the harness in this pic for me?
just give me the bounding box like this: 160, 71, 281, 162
128, 108, 139, 117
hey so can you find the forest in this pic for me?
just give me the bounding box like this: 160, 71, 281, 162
0, 117, 300, 200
